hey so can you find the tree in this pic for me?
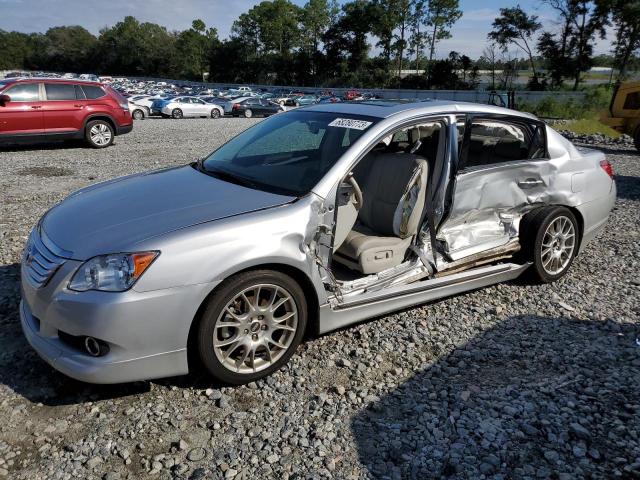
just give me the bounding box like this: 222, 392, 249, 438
93, 16, 177, 76
425, 0, 462, 86
610, 0, 640, 80
300, 0, 335, 77
0, 30, 35, 70
393, 0, 413, 80
233, 0, 301, 56
489, 6, 541, 78
27, 26, 96, 72
408, 0, 427, 71
480, 43, 499, 89
175, 20, 218, 80
370, 0, 401, 63
323, 0, 374, 77
540, 0, 609, 90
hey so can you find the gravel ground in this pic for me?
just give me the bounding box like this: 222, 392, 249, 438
0, 118, 638, 480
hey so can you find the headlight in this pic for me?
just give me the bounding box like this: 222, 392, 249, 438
69, 251, 159, 292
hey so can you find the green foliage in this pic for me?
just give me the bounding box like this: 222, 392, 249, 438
561, 118, 621, 138
536, 1, 610, 90
3, 0, 636, 91
518, 85, 614, 121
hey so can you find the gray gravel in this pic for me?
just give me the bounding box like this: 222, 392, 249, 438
0, 119, 638, 479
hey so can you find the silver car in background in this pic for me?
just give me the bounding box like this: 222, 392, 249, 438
161, 96, 224, 119
20, 101, 616, 385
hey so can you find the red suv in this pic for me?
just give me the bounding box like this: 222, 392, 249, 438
0, 78, 133, 148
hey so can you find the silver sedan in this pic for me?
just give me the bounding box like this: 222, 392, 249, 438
20, 101, 616, 385
161, 96, 224, 119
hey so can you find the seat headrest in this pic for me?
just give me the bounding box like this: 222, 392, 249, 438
408, 127, 421, 145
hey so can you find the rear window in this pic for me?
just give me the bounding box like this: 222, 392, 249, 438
82, 85, 106, 99
105, 85, 127, 104
44, 83, 77, 101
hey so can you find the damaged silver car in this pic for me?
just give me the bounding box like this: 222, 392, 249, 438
20, 101, 616, 385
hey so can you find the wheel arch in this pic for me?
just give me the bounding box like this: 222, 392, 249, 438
83, 114, 117, 135
185, 262, 321, 373
519, 204, 584, 255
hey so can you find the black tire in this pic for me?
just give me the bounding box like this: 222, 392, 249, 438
132, 109, 145, 120
85, 120, 114, 148
172, 108, 183, 119
210, 108, 221, 119
520, 206, 580, 283
197, 270, 308, 385
244, 109, 253, 118
634, 127, 640, 152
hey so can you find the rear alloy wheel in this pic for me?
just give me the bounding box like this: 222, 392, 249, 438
85, 120, 114, 148
172, 108, 183, 119
211, 108, 221, 119
244, 109, 253, 118
521, 207, 579, 283
197, 270, 307, 385
132, 109, 145, 120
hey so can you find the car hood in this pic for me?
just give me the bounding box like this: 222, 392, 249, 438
41, 165, 295, 260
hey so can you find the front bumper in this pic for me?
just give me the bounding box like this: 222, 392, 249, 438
20, 261, 215, 384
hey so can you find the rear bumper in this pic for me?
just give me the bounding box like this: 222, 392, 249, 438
577, 180, 616, 253
116, 123, 133, 136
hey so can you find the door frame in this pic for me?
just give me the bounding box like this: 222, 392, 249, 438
325, 114, 454, 265
457, 113, 550, 173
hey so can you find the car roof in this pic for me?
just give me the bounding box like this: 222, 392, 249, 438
0, 77, 104, 86
302, 99, 537, 120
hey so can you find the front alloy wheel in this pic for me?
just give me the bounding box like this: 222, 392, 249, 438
197, 270, 307, 384
244, 109, 253, 118
172, 108, 183, 119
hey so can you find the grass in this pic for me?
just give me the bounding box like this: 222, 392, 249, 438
561, 118, 621, 138
518, 85, 622, 138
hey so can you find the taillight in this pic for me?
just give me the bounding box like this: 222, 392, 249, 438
232, 104, 239, 110
599, 159, 614, 178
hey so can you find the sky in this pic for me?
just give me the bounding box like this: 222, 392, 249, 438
0, 0, 614, 59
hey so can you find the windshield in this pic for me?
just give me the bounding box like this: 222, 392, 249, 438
200, 111, 377, 196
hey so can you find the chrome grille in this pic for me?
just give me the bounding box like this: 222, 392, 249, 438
23, 228, 70, 288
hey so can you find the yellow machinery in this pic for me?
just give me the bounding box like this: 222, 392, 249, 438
601, 81, 640, 151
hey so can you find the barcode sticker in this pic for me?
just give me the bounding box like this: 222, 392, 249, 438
328, 118, 373, 130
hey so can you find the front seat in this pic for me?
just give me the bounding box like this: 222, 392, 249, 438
334, 152, 429, 274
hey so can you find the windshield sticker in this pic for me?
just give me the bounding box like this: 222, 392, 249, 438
328, 118, 373, 130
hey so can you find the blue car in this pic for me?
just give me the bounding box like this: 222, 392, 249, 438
150, 96, 175, 116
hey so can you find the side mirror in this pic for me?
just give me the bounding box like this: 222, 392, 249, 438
0, 94, 10, 105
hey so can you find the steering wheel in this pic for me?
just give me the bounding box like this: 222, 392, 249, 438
346, 173, 363, 211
